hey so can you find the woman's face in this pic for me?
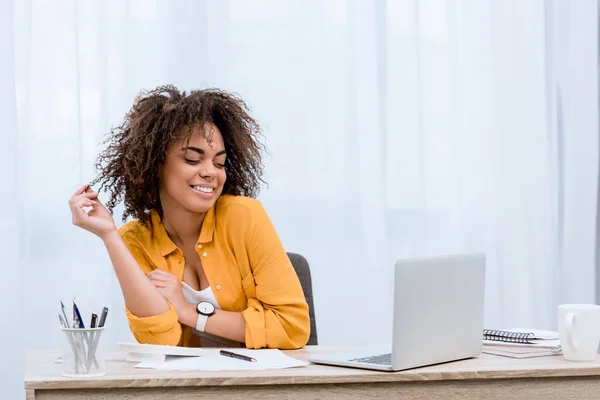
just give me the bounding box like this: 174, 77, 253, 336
159, 123, 227, 214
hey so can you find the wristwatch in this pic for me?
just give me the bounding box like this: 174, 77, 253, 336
195, 301, 216, 332
196, 301, 216, 317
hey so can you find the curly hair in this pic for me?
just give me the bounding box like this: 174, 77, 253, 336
92, 85, 266, 225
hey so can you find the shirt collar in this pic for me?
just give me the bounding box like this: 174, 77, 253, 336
198, 201, 216, 244
150, 203, 216, 257
150, 210, 178, 257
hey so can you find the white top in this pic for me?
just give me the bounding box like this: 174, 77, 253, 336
181, 282, 222, 309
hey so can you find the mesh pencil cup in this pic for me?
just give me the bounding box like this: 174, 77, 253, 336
60, 327, 106, 377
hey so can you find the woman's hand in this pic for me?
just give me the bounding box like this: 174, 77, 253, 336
68, 184, 117, 241
147, 269, 187, 309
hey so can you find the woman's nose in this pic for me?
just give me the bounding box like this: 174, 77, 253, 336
199, 161, 217, 178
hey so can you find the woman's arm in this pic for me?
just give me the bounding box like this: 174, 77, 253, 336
102, 230, 170, 317
178, 303, 246, 343
69, 185, 170, 318
146, 269, 247, 343
226, 200, 310, 349
70, 185, 181, 345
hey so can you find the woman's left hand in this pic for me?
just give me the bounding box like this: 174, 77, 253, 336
147, 270, 187, 309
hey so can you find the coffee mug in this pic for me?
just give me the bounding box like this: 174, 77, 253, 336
558, 304, 600, 361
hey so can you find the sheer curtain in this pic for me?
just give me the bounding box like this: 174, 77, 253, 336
2, 0, 598, 398
1, 0, 22, 397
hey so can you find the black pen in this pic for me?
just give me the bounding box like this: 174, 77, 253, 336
90, 313, 98, 328
98, 307, 109, 327
220, 350, 257, 363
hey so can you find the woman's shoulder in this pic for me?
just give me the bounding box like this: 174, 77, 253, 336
117, 215, 153, 244
215, 195, 268, 221
217, 194, 262, 209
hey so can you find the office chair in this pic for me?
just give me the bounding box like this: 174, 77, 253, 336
287, 252, 318, 345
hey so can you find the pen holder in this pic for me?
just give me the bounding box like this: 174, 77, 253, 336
60, 327, 106, 377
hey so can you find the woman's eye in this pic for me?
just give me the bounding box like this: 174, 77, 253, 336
215, 163, 225, 169
185, 159, 200, 164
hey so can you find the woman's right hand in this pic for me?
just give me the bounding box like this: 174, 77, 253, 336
69, 184, 117, 240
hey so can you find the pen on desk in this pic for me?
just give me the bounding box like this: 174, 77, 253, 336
60, 301, 70, 328
220, 350, 257, 363
98, 307, 109, 327
73, 300, 85, 328
90, 313, 98, 328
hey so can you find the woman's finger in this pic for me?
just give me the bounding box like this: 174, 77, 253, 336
81, 191, 99, 200
71, 192, 98, 203
73, 198, 97, 209
149, 269, 172, 276
148, 275, 171, 284
147, 271, 167, 280
70, 193, 98, 206
148, 269, 175, 279
149, 280, 169, 289
71, 207, 87, 220
71, 204, 89, 225
147, 270, 160, 279
69, 201, 92, 218
72, 184, 89, 197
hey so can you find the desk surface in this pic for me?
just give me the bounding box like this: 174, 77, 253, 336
24, 345, 600, 391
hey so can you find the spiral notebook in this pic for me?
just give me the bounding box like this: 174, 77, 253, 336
483, 328, 559, 345
482, 329, 561, 358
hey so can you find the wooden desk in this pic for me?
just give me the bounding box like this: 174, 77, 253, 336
25, 346, 600, 399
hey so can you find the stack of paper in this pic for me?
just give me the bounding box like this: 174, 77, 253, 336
118, 343, 308, 371
482, 329, 562, 359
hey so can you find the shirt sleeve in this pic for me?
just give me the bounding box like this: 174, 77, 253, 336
119, 230, 183, 346
240, 202, 311, 349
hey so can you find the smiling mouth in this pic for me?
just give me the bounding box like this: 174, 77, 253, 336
190, 185, 214, 194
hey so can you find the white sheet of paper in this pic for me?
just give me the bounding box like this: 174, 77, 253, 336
118, 342, 219, 357
134, 348, 308, 371
483, 338, 561, 349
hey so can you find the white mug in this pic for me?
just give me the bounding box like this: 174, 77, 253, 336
558, 304, 600, 361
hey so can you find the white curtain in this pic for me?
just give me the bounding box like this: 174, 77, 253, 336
2, 0, 598, 397
1, 0, 22, 398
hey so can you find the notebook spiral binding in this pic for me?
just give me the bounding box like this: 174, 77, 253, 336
483, 329, 535, 344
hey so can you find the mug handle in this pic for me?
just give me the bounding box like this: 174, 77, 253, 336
565, 312, 578, 351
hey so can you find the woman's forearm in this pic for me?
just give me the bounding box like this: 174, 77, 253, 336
178, 303, 246, 343
102, 230, 170, 317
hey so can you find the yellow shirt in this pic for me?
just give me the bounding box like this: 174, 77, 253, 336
117, 195, 310, 349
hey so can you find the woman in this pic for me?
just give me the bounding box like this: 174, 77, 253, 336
68, 85, 310, 349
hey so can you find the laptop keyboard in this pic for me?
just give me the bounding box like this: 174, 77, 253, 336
349, 353, 392, 366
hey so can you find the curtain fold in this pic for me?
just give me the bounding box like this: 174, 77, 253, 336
547, 0, 599, 308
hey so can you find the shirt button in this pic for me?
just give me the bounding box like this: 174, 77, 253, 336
216, 285, 221, 290
203, 252, 208, 257
197, 244, 202, 249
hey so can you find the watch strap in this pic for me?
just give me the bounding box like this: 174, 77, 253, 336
195, 313, 208, 332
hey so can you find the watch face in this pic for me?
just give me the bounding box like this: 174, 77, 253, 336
197, 301, 215, 316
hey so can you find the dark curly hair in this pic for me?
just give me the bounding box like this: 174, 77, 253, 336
91, 85, 266, 225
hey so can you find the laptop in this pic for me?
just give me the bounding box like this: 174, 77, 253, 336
308, 253, 486, 371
